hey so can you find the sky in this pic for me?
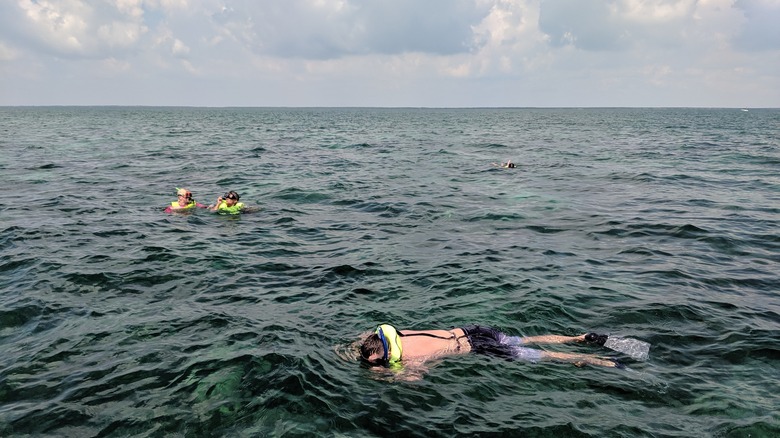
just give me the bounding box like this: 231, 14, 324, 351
1, 0, 778, 107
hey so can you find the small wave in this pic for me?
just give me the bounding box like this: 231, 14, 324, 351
464, 212, 526, 222
33, 163, 62, 170
353, 201, 409, 218
321, 142, 373, 149
272, 188, 332, 204
0, 304, 42, 330
591, 222, 708, 239
480, 143, 509, 148
526, 224, 566, 233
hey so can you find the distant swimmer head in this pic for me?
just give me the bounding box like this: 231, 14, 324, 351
176, 187, 193, 200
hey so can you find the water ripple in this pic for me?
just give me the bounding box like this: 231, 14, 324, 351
1, 107, 778, 436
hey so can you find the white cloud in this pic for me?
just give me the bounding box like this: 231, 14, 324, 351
0, 0, 777, 106
618, 0, 696, 22
5, 0, 149, 58
205, 0, 490, 59
99, 56, 131, 73
172, 38, 190, 56
17, 0, 93, 54
0, 41, 18, 61
180, 58, 198, 74
538, 0, 702, 51
641, 64, 673, 86
115, 0, 145, 18
97, 20, 147, 48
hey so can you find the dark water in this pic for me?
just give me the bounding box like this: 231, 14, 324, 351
1, 107, 778, 437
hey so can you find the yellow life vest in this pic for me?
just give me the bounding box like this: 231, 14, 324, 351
217, 201, 245, 214
376, 324, 403, 363
170, 200, 196, 209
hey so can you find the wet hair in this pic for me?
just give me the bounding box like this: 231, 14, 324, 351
224, 190, 240, 201
359, 333, 385, 364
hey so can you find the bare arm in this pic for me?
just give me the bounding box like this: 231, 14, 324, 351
208, 197, 223, 211
365, 358, 433, 382
541, 350, 621, 368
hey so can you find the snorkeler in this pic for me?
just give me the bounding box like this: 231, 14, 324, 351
359, 324, 623, 371
492, 159, 516, 168
209, 190, 245, 214
165, 188, 206, 213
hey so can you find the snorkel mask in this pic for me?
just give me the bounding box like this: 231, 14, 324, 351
175, 187, 192, 200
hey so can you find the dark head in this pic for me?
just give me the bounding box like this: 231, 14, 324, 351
223, 191, 240, 202
359, 333, 387, 366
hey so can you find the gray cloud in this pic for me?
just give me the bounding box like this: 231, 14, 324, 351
538, 0, 698, 51
734, 0, 780, 51
0, 1, 147, 59
538, 0, 628, 50
208, 0, 490, 59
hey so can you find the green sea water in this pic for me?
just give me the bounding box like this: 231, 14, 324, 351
0, 107, 778, 437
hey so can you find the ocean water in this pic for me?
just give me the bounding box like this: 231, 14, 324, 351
0, 107, 778, 437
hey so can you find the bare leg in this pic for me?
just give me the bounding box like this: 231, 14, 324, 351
540, 350, 619, 368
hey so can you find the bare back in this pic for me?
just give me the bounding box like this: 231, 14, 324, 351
398, 328, 471, 361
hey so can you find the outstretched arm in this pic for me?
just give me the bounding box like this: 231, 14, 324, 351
540, 350, 621, 368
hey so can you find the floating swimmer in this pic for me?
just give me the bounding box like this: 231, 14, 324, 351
209, 190, 245, 214
492, 159, 516, 168
358, 324, 644, 380
164, 188, 206, 213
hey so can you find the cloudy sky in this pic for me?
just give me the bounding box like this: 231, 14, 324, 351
1, 0, 778, 107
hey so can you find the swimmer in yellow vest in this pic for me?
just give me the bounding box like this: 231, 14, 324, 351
209, 190, 245, 214
359, 324, 622, 379
165, 188, 206, 213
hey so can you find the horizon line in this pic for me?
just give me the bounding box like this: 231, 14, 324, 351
0, 105, 774, 110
